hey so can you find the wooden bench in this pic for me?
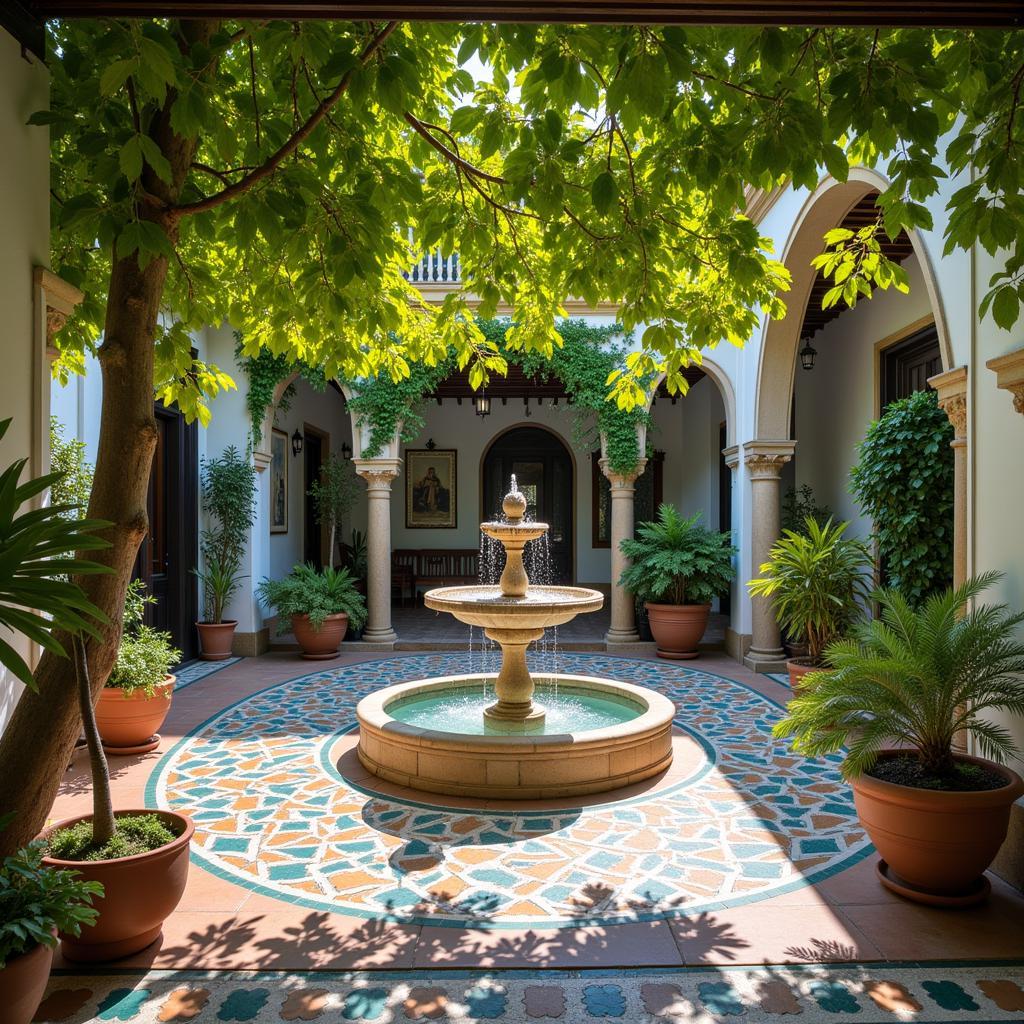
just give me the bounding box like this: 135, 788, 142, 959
392, 548, 480, 604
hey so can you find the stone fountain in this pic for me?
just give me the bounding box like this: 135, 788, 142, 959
355, 479, 674, 799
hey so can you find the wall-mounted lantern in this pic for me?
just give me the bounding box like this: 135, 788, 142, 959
291, 428, 304, 457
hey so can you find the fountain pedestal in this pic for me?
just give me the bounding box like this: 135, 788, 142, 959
483, 625, 546, 725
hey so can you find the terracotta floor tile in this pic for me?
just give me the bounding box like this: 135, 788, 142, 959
669, 903, 883, 965
413, 920, 684, 968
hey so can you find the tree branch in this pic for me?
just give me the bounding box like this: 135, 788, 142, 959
403, 111, 507, 184
172, 20, 398, 219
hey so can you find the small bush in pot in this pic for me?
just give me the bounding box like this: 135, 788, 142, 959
774, 572, 1024, 905
619, 505, 735, 659
257, 563, 368, 659
747, 517, 872, 690
195, 446, 257, 659
97, 581, 181, 754
0, 839, 101, 1024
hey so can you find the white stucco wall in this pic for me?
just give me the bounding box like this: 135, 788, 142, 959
0, 30, 50, 730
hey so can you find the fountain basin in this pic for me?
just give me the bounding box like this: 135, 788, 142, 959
424, 585, 605, 630
356, 674, 675, 799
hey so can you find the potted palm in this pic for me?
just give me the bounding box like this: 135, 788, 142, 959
775, 573, 1024, 906
748, 517, 872, 691
257, 563, 367, 659
619, 505, 735, 660
0, 839, 101, 1024
195, 446, 256, 660
96, 581, 181, 755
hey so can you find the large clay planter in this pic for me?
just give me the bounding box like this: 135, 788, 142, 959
195, 620, 236, 661
96, 676, 175, 755
41, 810, 194, 962
645, 602, 710, 660
291, 612, 348, 660
786, 658, 821, 694
0, 937, 54, 1024
852, 750, 1024, 904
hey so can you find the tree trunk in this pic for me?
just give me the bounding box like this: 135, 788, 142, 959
0, 19, 218, 856
74, 635, 114, 844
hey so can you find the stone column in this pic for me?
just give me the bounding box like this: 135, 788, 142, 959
354, 458, 402, 645
601, 457, 647, 645
742, 440, 796, 673
929, 367, 968, 592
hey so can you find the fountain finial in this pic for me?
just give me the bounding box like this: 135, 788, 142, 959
502, 475, 528, 523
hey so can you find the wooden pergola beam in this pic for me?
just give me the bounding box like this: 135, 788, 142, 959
24, 0, 1023, 26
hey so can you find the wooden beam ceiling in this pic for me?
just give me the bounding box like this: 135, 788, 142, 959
800, 192, 913, 340
25, 0, 1022, 26
430, 362, 569, 401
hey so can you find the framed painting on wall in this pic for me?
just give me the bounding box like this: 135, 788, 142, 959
406, 449, 456, 529
270, 428, 288, 533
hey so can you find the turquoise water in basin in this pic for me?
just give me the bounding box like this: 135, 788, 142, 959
386, 682, 644, 735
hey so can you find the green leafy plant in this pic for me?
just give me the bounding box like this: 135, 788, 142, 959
619, 505, 735, 606
46, 813, 177, 863
257, 564, 367, 633
49, 417, 93, 515
308, 455, 360, 567
781, 484, 832, 537
106, 581, 180, 698
0, 839, 102, 966
0, 417, 110, 687
748, 517, 873, 664
774, 572, 1024, 781
197, 446, 257, 623
346, 529, 368, 582
850, 389, 954, 605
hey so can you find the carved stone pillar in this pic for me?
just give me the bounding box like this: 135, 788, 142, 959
987, 348, 1024, 417
354, 458, 402, 644
742, 440, 796, 672
928, 367, 968, 593
601, 458, 647, 645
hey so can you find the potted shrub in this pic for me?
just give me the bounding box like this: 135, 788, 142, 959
0, 839, 101, 1024
619, 505, 735, 660
307, 453, 359, 568
96, 581, 181, 755
257, 563, 367, 659
41, 636, 194, 961
748, 517, 872, 691
195, 446, 256, 660
775, 573, 1024, 906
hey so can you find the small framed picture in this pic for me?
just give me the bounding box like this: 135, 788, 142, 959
270, 428, 288, 534
406, 449, 456, 529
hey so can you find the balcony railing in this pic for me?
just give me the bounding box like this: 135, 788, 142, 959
407, 249, 461, 284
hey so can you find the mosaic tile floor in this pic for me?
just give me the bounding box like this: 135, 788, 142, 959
35, 963, 1024, 1022
149, 654, 870, 930
173, 658, 243, 691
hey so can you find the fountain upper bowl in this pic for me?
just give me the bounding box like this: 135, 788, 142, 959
424, 584, 603, 630
480, 521, 549, 543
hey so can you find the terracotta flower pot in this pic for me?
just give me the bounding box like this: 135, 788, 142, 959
645, 602, 710, 660
0, 937, 54, 1024
852, 750, 1024, 904
291, 612, 348, 660
786, 658, 821, 694
96, 676, 175, 755
41, 810, 194, 962
195, 620, 237, 661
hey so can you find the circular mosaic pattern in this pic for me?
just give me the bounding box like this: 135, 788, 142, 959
148, 654, 872, 929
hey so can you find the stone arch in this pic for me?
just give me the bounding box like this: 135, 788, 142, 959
648, 353, 737, 449
753, 166, 953, 441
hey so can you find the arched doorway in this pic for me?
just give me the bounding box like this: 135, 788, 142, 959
482, 426, 574, 582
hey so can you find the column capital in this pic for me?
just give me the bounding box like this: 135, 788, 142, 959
599, 457, 647, 490
354, 458, 402, 491
743, 440, 795, 480
987, 347, 1024, 416
721, 445, 741, 470
34, 266, 83, 348
928, 365, 968, 438
253, 450, 272, 473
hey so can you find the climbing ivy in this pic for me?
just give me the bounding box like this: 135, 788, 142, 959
348, 319, 653, 473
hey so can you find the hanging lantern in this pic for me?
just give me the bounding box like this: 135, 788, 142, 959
800, 338, 818, 371
291, 428, 304, 457
475, 394, 491, 418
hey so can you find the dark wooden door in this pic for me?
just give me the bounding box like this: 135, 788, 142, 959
881, 325, 943, 408
134, 402, 199, 661
303, 431, 324, 568
483, 427, 573, 583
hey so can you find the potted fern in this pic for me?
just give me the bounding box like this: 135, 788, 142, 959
775, 573, 1024, 906
0, 839, 101, 1024
257, 563, 367, 659
747, 517, 872, 691
619, 505, 735, 659
195, 446, 256, 660
96, 581, 181, 755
